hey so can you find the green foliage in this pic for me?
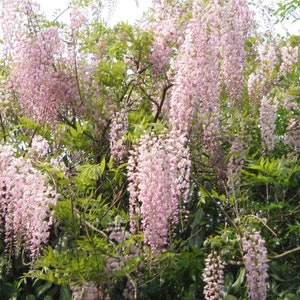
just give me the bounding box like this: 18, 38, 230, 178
275, 0, 300, 22
241, 156, 300, 298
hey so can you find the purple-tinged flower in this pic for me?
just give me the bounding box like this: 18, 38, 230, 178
29, 135, 50, 158
227, 136, 248, 189
259, 96, 278, 152
70, 281, 101, 300
203, 252, 226, 300
284, 116, 300, 154
0, 144, 58, 259
279, 45, 299, 76
109, 107, 129, 162
241, 230, 268, 300
10, 27, 79, 124
127, 133, 190, 252
169, 0, 252, 154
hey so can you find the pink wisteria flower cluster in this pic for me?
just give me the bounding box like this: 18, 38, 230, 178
109, 107, 129, 161
284, 116, 300, 154
259, 96, 278, 152
227, 135, 248, 189
0, 144, 58, 259
0, 0, 40, 55
11, 27, 78, 124
0, 0, 101, 126
278, 45, 299, 77
203, 252, 226, 300
127, 133, 190, 251
70, 281, 100, 300
248, 41, 298, 102
247, 42, 279, 102
29, 135, 50, 158
169, 0, 251, 142
241, 230, 268, 300
148, 0, 183, 75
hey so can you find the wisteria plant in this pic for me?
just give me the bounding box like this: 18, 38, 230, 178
0, 0, 299, 299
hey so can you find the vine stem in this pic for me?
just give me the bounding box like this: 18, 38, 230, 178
0, 113, 7, 142
272, 246, 300, 259
248, 214, 277, 237
228, 245, 300, 265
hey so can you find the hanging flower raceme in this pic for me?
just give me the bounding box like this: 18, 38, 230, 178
247, 43, 279, 102
1, 1, 79, 125
278, 45, 299, 76
284, 116, 300, 154
227, 135, 248, 190
169, 0, 252, 141
127, 133, 190, 252
203, 252, 226, 300
10, 27, 78, 124
0, 0, 40, 56
0, 144, 58, 259
247, 41, 298, 103
109, 107, 129, 162
241, 230, 268, 300
259, 96, 278, 152
148, 1, 183, 75
219, 0, 252, 103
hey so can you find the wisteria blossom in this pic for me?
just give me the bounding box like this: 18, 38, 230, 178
148, 1, 183, 75
203, 252, 226, 300
70, 5, 88, 32
10, 27, 78, 124
70, 281, 100, 300
169, 0, 251, 143
127, 133, 190, 251
0, 145, 58, 259
220, 0, 252, 103
247, 43, 279, 101
29, 135, 50, 158
241, 230, 268, 300
278, 45, 299, 77
284, 116, 300, 154
259, 96, 278, 152
0, 0, 40, 55
248, 41, 298, 102
227, 135, 248, 189
109, 107, 129, 161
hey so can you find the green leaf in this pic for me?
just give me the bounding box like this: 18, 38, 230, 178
191, 209, 204, 229
48, 270, 54, 283
108, 155, 114, 169
18, 116, 39, 130
100, 157, 106, 174
36, 281, 53, 297
59, 286, 71, 300
232, 267, 245, 293
224, 295, 237, 300
270, 272, 285, 282
70, 126, 77, 137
